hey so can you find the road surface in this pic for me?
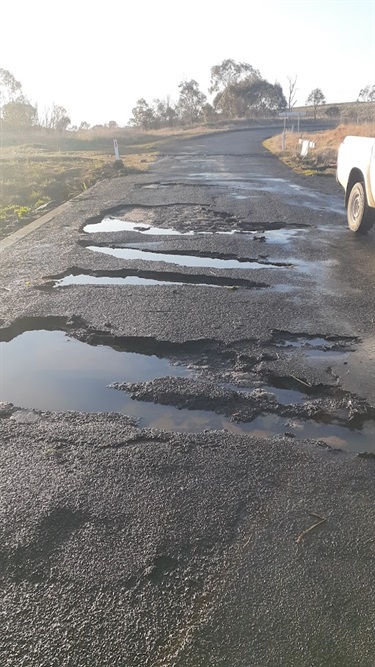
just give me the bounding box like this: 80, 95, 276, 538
0, 127, 375, 666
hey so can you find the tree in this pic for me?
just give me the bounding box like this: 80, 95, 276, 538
305, 88, 326, 119
129, 98, 155, 129
325, 105, 340, 117
213, 86, 247, 118
287, 75, 298, 110
176, 80, 206, 125
2, 99, 37, 130
201, 103, 217, 123
209, 59, 260, 94
153, 97, 177, 128
41, 104, 71, 130
79, 121, 90, 130
231, 79, 287, 117
0, 68, 22, 104
214, 77, 286, 119
50, 104, 71, 130
357, 85, 375, 102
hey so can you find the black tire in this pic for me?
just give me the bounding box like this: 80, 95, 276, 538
347, 182, 375, 233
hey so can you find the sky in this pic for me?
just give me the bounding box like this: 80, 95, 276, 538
1, 0, 374, 127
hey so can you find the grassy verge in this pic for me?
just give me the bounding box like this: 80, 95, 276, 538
0, 124, 228, 240
263, 122, 375, 176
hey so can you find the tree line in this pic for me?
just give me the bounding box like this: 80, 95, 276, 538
1, 61, 374, 132
0, 68, 74, 132
130, 60, 289, 129
130, 60, 373, 129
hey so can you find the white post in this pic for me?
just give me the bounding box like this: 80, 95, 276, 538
113, 139, 120, 161
281, 117, 286, 150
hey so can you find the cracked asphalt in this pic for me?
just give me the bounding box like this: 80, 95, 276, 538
0, 126, 375, 666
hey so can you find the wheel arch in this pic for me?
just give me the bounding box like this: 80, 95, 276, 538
345, 168, 365, 208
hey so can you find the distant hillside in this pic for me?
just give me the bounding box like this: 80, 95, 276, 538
294, 100, 375, 123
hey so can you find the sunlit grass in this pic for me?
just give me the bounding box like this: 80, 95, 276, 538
0, 124, 227, 235
263, 122, 375, 175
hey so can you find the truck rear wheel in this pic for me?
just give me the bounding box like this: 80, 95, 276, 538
347, 182, 375, 233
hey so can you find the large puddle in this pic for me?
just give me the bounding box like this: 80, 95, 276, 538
0, 330, 189, 414
1, 330, 374, 452
87, 246, 289, 270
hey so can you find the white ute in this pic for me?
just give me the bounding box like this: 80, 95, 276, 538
336, 135, 375, 233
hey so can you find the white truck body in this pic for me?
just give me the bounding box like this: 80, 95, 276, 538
336, 135, 375, 232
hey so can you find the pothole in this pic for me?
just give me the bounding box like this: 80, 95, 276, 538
47, 271, 268, 290
54, 275, 185, 287
83, 217, 243, 236
237, 414, 375, 451
1, 327, 373, 452
271, 331, 357, 359
82, 204, 240, 236
86, 246, 292, 270
140, 183, 170, 189
263, 228, 305, 245
0, 330, 191, 414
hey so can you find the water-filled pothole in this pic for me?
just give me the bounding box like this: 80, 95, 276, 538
222, 383, 306, 404
1, 329, 374, 451
263, 228, 304, 245
87, 246, 291, 270
84, 218, 195, 235
273, 333, 356, 356
0, 330, 190, 413
51, 273, 266, 289
84, 217, 245, 236
53, 275, 207, 288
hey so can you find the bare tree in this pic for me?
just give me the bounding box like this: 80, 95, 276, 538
287, 75, 298, 110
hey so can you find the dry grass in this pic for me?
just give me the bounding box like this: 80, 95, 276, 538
2, 115, 374, 238
264, 123, 375, 175
0, 123, 229, 238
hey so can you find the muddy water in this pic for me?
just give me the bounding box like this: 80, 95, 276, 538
1, 330, 374, 452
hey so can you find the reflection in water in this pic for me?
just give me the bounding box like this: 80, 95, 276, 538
0, 330, 189, 413
263, 228, 303, 245
84, 217, 241, 236
54, 275, 213, 288
84, 218, 195, 235
1, 330, 374, 451
87, 246, 283, 270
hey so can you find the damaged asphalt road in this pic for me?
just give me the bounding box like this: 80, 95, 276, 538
0, 127, 375, 666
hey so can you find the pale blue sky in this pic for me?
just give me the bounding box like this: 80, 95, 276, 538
1, 0, 374, 126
